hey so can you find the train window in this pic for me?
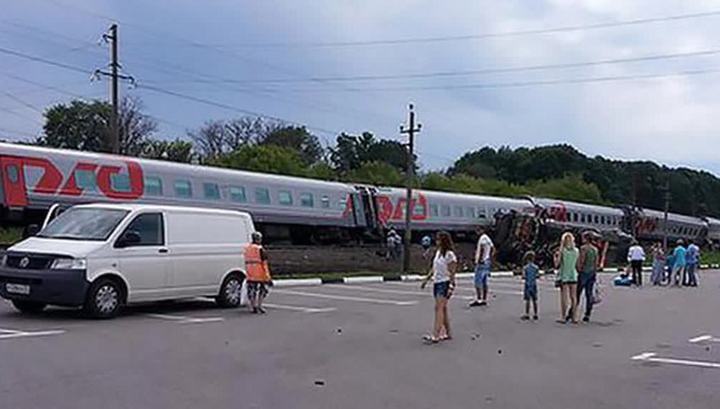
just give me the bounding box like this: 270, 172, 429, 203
278, 190, 293, 206
203, 183, 221, 200
6, 164, 19, 183
255, 187, 270, 204
300, 192, 314, 207
144, 176, 163, 196
467, 207, 476, 219
592, 215, 598, 224
174, 180, 192, 198
430, 204, 439, 217
413, 203, 424, 216
453, 206, 463, 218
111, 173, 131, 192
229, 186, 247, 202
338, 198, 347, 210
76, 170, 97, 191
478, 208, 486, 219
441, 205, 451, 217
600, 216, 605, 225
321, 195, 330, 208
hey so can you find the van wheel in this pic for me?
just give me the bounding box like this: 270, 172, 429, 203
11, 300, 47, 314
84, 278, 123, 319
217, 275, 243, 308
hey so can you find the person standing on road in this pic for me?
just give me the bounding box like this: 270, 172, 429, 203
555, 232, 579, 324
650, 242, 666, 286
685, 240, 700, 287
386, 229, 400, 261
421, 234, 433, 261
576, 232, 599, 322
672, 239, 687, 286
421, 231, 457, 344
627, 240, 646, 287
470, 226, 494, 307
521, 251, 539, 321
245, 232, 272, 314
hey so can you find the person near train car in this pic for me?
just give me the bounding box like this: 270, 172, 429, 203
576, 232, 599, 322
554, 232, 579, 324
386, 229, 401, 261
521, 251, 539, 321
650, 242, 666, 286
626, 240, 646, 287
470, 226, 494, 307
671, 239, 687, 286
684, 240, 700, 287
420, 231, 457, 344
245, 232, 272, 314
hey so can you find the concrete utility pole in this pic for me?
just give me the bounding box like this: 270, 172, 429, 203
95, 24, 134, 154
400, 104, 421, 274
663, 176, 671, 250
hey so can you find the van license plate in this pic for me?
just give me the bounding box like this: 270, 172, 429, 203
6, 284, 30, 295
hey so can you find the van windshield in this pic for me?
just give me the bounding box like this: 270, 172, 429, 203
36, 208, 129, 241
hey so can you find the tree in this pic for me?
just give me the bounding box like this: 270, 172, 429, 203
38, 97, 157, 154
211, 144, 307, 177
526, 174, 604, 204
345, 161, 404, 186
260, 125, 324, 165
140, 139, 194, 163
189, 120, 228, 161
330, 131, 411, 174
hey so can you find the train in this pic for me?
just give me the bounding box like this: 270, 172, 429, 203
1, 142, 718, 250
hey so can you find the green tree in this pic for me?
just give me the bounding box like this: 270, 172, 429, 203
526, 174, 604, 204
140, 139, 195, 163
211, 144, 307, 177
260, 125, 324, 165
330, 131, 411, 174
345, 161, 404, 186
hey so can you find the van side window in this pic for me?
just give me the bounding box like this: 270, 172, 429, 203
174, 180, 192, 198
145, 176, 163, 196
203, 183, 221, 200
229, 186, 247, 202
76, 170, 97, 191
321, 195, 330, 208
278, 190, 293, 206
300, 192, 313, 207
255, 187, 271, 204
119, 213, 164, 246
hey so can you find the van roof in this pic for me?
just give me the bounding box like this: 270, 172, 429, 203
74, 203, 251, 217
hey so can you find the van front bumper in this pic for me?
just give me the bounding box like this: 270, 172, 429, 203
0, 267, 89, 307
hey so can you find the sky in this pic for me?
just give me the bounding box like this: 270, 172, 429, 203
2, 0, 720, 173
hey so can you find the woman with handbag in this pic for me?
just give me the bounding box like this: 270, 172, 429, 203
554, 232, 579, 324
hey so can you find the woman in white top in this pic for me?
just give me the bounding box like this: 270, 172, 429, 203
421, 231, 457, 343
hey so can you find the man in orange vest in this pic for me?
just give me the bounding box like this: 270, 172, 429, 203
245, 231, 272, 314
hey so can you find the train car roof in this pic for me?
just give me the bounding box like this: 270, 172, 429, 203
375, 186, 532, 207
641, 208, 705, 224
530, 197, 624, 215
0, 142, 355, 192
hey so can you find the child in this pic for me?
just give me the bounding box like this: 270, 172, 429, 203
521, 251, 539, 320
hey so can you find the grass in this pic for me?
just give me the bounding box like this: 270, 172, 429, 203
0, 227, 22, 246
700, 250, 720, 266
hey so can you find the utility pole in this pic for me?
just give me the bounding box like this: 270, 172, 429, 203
663, 176, 670, 250
400, 104, 421, 274
94, 24, 134, 154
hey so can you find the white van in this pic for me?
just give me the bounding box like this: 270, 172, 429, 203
0, 203, 255, 318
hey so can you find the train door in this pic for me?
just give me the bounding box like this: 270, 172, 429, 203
355, 186, 378, 230
0, 156, 28, 208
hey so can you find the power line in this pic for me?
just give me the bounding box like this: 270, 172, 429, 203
2, 91, 43, 113
0, 46, 90, 75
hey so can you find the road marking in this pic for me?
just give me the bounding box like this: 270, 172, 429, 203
324, 284, 475, 300
689, 334, 720, 343
145, 313, 188, 321
145, 313, 224, 324
263, 303, 337, 313
631, 352, 720, 369
273, 289, 418, 306
386, 281, 523, 296
0, 328, 65, 340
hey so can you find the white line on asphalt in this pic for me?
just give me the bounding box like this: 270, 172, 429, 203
385, 281, 524, 295
689, 334, 720, 343
0, 328, 65, 340
145, 313, 189, 321
631, 352, 720, 369
273, 289, 418, 305
179, 317, 225, 324
263, 303, 337, 313
323, 284, 475, 300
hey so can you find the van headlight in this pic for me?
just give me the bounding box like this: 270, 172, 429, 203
51, 258, 87, 270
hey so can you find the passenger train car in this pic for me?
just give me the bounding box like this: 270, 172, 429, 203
0, 142, 715, 246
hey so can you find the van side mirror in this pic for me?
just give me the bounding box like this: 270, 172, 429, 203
22, 224, 40, 239
117, 231, 142, 248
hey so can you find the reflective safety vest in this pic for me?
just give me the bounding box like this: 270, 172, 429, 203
245, 243, 271, 282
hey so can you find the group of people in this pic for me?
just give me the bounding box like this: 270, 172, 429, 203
631, 239, 701, 287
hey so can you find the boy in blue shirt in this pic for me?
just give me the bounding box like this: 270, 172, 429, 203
521, 251, 539, 321
672, 239, 687, 286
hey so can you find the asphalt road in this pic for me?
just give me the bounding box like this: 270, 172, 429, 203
1, 272, 718, 409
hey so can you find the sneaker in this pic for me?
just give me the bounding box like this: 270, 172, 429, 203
258, 307, 267, 314
251, 307, 259, 314
478, 300, 488, 306
468, 300, 482, 307
532, 315, 538, 321
582, 316, 590, 322
521, 315, 530, 320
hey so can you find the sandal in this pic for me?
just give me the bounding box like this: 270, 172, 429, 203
422, 335, 440, 344
439, 335, 452, 341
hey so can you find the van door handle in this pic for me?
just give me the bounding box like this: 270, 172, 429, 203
158, 248, 169, 254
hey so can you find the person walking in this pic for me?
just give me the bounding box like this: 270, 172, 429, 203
554, 232, 579, 324
470, 226, 494, 307
650, 242, 666, 286
671, 239, 687, 286
576, 232, 599, 322
421, 231, 457, 344
386, 229, 401, 261
245, 232, 272, 314
627, 240, 646, 287
421, 234, 433, 261
521, 251, 539, 321
685, 240, 700, 287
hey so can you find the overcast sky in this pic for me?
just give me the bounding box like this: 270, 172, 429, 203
2, 0, 720, 173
